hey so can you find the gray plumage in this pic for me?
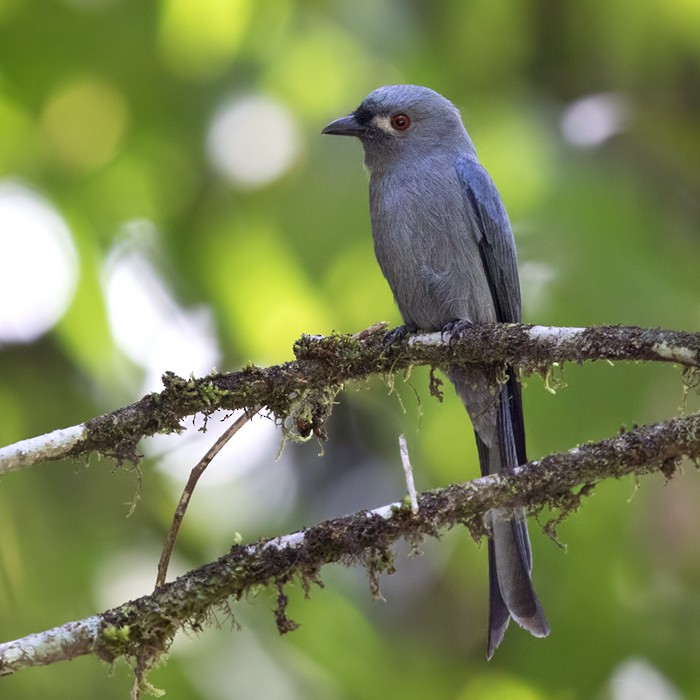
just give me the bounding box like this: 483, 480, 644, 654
323, 84, 549, 657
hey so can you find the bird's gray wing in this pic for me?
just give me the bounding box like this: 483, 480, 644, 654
455, 154, 521, 325
455, 154, 527, 465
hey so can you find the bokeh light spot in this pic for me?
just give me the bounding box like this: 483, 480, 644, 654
265, 26, 374, 117
609, 658, 681, 700
561, 93, 630, 149
520, 260, 557, 318
159, 0, 252, 78
40, 78, 129, 171
0, 182, 78, 343
103, 220, 221, 390
206, 95, 301, 189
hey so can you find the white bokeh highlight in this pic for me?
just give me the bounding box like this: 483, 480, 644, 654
206, 95, 301, 188
609, 658, 681, 700
521, 260, 557, 317
0, 182, 78, 343
561, 93, 631, 148
103, 220, 221, 390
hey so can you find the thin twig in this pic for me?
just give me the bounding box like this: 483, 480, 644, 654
155, 406, 262, 587
399, 434, 418, 514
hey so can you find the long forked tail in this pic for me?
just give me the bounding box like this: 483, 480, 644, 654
449, 365, 549, 658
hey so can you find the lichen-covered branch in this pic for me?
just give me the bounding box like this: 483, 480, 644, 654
1, 410, 698, 678
0, 323, 698, 476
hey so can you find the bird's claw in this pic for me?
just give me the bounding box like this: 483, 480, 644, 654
441, 319, 474, 345
383, 324, 417, 352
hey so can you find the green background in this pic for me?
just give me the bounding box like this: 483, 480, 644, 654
0, 0, 699, 698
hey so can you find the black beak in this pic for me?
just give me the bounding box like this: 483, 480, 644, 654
322, 114, 366, 137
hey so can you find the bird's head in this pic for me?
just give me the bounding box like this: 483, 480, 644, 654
322, 84, 475, 170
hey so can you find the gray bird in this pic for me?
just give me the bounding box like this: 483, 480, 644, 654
323, 84, 549, 657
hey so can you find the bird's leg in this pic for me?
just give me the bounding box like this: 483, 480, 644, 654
383, 323, 418, 352
441, 318, 474, 345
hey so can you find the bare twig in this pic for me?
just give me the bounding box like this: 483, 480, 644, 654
399, 434, 419, 514
155, 406, 262, 588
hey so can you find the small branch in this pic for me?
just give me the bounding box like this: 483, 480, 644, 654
399, 434, 418, 514
1, 411, 698, 676
155, 407, 261, 587
0, 616, 101, 676
0, 425, 86, 474
0, 323, 698, 476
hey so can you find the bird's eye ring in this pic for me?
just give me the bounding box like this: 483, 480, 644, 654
390, 113, 411, 131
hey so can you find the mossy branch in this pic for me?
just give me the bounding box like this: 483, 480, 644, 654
0, 323, 698, 475
1, 410, 698, 681
0, 322, 699, 695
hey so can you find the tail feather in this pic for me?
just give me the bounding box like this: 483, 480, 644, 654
486, 539, 511, 660
478, 433, 549, 656
449, 365, 549, 657
490, 505, 549, 635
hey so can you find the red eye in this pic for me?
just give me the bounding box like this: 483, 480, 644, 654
390, 113, 411, 131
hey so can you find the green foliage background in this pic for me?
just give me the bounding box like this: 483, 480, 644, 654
0, 1, 699, 698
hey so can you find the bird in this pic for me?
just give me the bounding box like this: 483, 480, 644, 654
322, 84, 549, 658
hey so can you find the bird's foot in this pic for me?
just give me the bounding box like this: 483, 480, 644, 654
383, 324, 418, 352
441, 319, 474, 345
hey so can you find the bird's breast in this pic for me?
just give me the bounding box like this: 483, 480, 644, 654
368, 163, 495, 329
